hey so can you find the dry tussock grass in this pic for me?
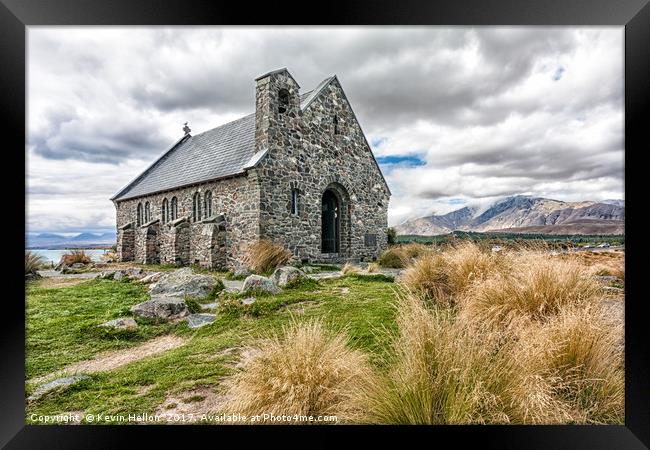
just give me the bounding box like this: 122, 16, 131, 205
341, 263, 361, 275
222, 320, 375, 424
242, 240, 292, 274
560, 250, 625, 280
459, 254, 602, 333
59, 250, 91, 266
25, 251, 46, 275
378, 243, 432, 268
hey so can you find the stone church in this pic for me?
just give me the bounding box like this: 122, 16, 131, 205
111, 68, 390, 270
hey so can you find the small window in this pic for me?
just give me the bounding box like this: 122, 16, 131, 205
278, 88, 289, 114
203, 191, 212, 218
291, 189, 299, 215
192, 192, 202, 222
161, 198, 169, 224
144, 202, 151, 222
333, 115, 339, 135
170, 197, 178, 221
136, 203, 143, 227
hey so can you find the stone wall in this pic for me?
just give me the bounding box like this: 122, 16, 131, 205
253, 70, 390, 263
116, 223, 134, 262
114, 175, 260, 269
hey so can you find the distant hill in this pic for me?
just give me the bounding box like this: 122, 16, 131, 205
396, 196, 624, 236
27, 231, 117, 249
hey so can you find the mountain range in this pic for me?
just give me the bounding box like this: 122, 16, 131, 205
26, 232, 117, 249
395, 196, 624, 236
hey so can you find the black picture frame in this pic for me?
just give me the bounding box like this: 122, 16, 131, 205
3, 0, 648, 447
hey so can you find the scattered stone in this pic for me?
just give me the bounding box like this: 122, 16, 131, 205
186, 313, 217, 329
70, 263, 86, 269
233, 267, 251, 278
25, 272, 42, 281
149, 268, 218, 299
200, 302, 218, 311
594, 275, 623, 285
28, 376, 90, 402
113, 271, 125, 281
124, 267, 145, 279
131, 296, 188, 320
300, 266, 315, 274
138, 272, 163, 284
271, 266, 304, 287
306, 271, 342, 281
242, 274, 280, 295
98, 317, 138, 330
222, 279, 244, 293
241, 297, 256, 305
99, 270, 116, 279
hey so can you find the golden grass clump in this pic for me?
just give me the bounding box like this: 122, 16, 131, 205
459, 255, 602, 333
25, 251, 46, 275
399, 242, 506, 307
341, 263, 361, 275
367, 262, 380, 273
364, 294, 530, 424
223, 320, 375, 424
378, 243, 431, 268
242, 240, 292, 274
59, 249, 91, 266
514, 304, 624, 424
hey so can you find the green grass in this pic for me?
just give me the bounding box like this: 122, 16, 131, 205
25, 272, 400, 423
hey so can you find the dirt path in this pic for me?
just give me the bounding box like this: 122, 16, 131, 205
31, 335, 187, 385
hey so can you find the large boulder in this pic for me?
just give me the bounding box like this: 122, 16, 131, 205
138, 272, 163, 284
131, 296, 188, 320
149, 267, 218, 299
242, 274, 280, 295
271, 266, 304, 287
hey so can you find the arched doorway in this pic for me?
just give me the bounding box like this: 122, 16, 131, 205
321, 189, 340, 253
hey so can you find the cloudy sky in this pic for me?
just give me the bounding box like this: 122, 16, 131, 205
27, 27, 624, 234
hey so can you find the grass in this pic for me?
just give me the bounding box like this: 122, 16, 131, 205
222, 320, 375, 423
25, 245, 623, 425
26, 251, 46, 275
25, 272, 398, 422
242, 240, 292, 274
59, 250, 92, 266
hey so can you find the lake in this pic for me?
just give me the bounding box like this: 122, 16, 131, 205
27, 249, 110, 265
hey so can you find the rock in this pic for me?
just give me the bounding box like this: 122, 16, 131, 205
222, 279, 244, 293
113, 271, 125, 281
28, 376, 90, 402
233, 267, 251, 278
131, 296, 188, 320
200, 302, 218, 311
138, 272, 163, 284
270, 266, 304, 287
241, 297, 256, 305
149, 268, 218, 299
300, 266, 315, 274
124, 267, 145, 279
594, 275, 623, 285
98, 317, 138, 330
186, 313, 216, 329
70, 263, 86, 269
25, 273, 42, 281
242, 274, 280, 295
99, 270, 116, 279
55, 263, 68, 271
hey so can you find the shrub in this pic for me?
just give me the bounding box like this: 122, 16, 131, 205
399, 253, 454, 307
367, 262, 380, 273
364, 294, 528, 424
514, 304, 624, 424
459, 256, 602, 333
25, 251, 46, 275
341, 263, 360, 275
222, 320, 374, 423
242, 240, 292, 274
378, 247, 404, 268
59, 249, 91, 266
387, 227, 397, 245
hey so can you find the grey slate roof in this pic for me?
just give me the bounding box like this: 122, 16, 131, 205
112, 77, 391, 201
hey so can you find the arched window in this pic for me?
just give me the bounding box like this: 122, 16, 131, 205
203, 190, 212, 218
278, 88, 289, 114
170, 197, 178, 221
144, 202, 151, 223
333, 115, 339, 135
136, 203, 143, 227
161, 198, 169, 224
291, 188, 299, 215
192, 192, 202, 222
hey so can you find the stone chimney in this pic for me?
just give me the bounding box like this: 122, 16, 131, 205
254, 68, 300, 152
